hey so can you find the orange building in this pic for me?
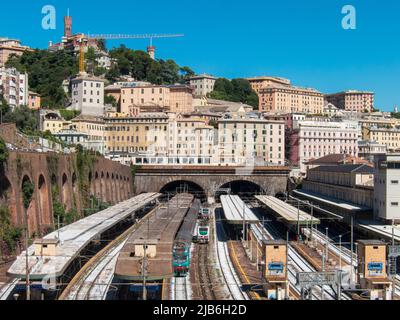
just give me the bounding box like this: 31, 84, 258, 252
258, 84, 324, 114
28, 91, 41, 110
0, 38, 32, 67
325, 90, 374, 112
246, 76, 291, 94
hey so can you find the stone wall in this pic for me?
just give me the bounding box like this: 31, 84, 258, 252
135, 170, 288, 198
0, 151, 133, 236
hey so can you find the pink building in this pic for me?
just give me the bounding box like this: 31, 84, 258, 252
288, 120, 359, 174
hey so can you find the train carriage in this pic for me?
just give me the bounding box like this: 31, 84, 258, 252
173, 199, 200, 277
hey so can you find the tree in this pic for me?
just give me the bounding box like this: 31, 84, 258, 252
179, 66, 195, 82
22, 179, 34, 210
3, 105, 38, 133
0, 137, 8, 165
6, 49, 78, 108
108, 45, 195, 85
105, 95, 117, 107
209, 78, 259, 109
59, 109, 80, 121
96, 39, 107, 52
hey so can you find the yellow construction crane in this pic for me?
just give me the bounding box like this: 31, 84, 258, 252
78, 33, 184, 74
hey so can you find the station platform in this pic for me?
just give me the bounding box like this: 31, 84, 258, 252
220, 195, 259, 224
293, 190, 370, 212
357, 221, 400, 243
255, 195, 320, 225
7, 193, 160, 280
114, 193, 194, 281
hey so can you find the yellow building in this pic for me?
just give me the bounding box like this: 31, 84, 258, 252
42, 113, 71, 134
362, 126, 400, 152
70, 114, 105, 153
103, 112, 169, 156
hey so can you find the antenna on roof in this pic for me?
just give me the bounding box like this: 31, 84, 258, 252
67, 8, 70, 17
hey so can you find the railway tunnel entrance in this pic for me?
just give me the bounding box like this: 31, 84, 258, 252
216, 180, 263, 202
160, 180, 207, 203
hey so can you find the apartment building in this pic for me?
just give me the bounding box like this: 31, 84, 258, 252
217, 116, 285, 165
120, 85, 170, 114
325, 90, 374, 112
103, 112, 169, 156
258, 84, 324, 114
358, 140, 387, 161
70, 114, 106, 154
28, 91, 41, 110
0, 67, 28, 109
362, 127, 400, 152
246, 76, 291, 94
169, 85, 194, 114
168, 114, 215, 164
295, 120, 359, 173
70, 74, 105, 116
374, 154, 400, 222
120, 84, 194, 115
0, 37, 32, 67
188, 74, 217, 97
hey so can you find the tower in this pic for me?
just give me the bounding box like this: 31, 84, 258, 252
64, 10, 72, 38
147, 46, 155, 60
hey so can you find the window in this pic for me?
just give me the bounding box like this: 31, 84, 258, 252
391, 202, 399, 207
391, 180, 399, 185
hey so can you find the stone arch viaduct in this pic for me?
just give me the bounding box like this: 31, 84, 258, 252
134, 166, 290, 201
0, 151, 133, 236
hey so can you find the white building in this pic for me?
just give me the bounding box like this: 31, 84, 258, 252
374, 154, 400, 222
0, 67, 28, 109
70, 74, 105, 116
297, 120, 359, 173
358, 140, 387, 162
217, 115, 285, 166
167, 114, 215, 164
188, 74, 217, 97
95, 51, 115, 70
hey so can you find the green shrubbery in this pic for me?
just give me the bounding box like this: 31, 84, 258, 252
208, 78, 259, 109
0, 205, 22, 256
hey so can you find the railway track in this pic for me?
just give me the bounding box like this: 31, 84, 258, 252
196, 244, 216, 300
0, 278, 20, 300
305, 227, 400, 298
59, 207, 159, 300
67, 240, 127, 300
214, 209, 249, 300
265, 219, 351, 300
173, 276, 189, 300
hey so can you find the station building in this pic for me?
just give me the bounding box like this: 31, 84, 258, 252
374, 154, 400, 222
263, 240, 288, 300
357, 240, 392, 300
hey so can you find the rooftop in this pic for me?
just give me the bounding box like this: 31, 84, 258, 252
326, 90, 374, 95
306, 154, 370, 166
255, 195, 320, 225
189, 73, 217, 80
7, 193, 160, 279
309, 164, 374, 174
293, 190, 370, 212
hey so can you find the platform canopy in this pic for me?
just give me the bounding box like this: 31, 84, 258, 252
255, 195, 320, 225
220, 195, 259, 224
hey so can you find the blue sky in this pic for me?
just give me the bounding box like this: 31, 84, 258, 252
1, 0, 400, 110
